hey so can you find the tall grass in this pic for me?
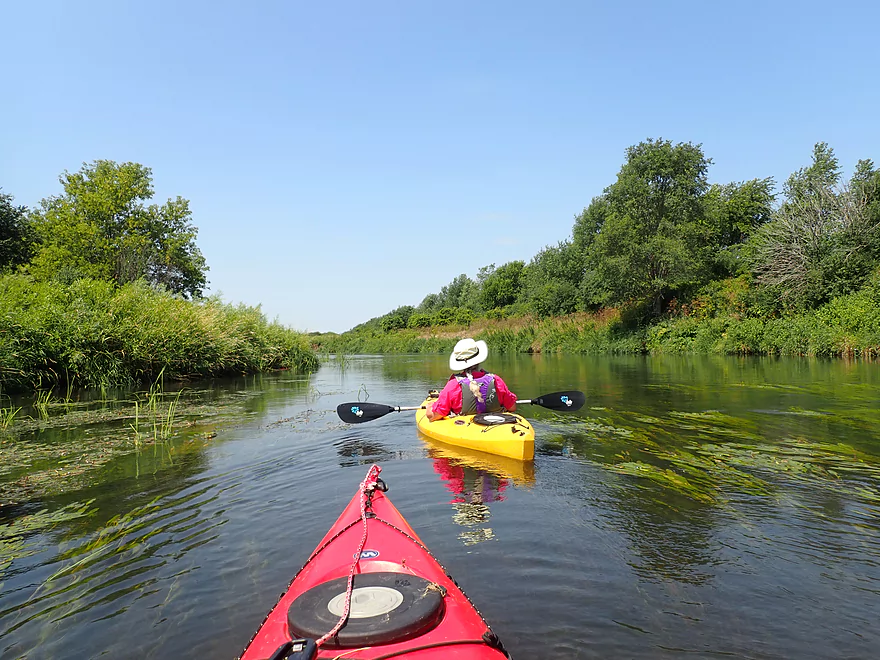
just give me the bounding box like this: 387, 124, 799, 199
0, 275, 319, 393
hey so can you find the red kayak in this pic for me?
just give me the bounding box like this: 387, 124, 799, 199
239, 465, 511, 660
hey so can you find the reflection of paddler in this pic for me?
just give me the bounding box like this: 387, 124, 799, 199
420, 436, 537, 486
433, 458, 509, 505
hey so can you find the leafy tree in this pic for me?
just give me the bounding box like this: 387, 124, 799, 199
753, 145, 880, 308
379, 305, 415, 332
751, 146, 880, 308
521, 241, 582, 316
29, 161, 208, 297
380, 314, 405, 332
418, 292, 441, 312
457, 277, 482, 312
437, 274, 476, 308
571, 197, 611, 308
783, 141, 840, 202
704, 178, 776, 276
590, 139, 712, 316
572, 196, 608, 255
0, 191, 37, 271
480, 260, 525, 310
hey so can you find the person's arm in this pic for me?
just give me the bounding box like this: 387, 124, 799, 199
426, 380, 457, 421
493, 375, 517, 411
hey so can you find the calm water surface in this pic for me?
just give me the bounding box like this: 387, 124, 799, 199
2, 354, 880, 659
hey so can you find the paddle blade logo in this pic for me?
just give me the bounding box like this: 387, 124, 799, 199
561, 396, 572, 407
350, 406, 363, 417
354, 549, 380, 559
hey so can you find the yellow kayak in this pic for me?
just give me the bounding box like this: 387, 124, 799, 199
415, 398, 535, 461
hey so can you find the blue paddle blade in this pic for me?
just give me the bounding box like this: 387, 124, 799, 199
336, 402, 396, 423
532, 391, 585, 411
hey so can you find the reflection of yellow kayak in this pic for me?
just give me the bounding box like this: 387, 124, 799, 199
420, 435, 536, 485
415, 398, 535, 461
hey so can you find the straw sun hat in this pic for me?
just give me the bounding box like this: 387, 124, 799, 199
449, 338, 488, 371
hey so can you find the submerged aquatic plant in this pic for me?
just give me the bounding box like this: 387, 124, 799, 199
0, 405, 21, 429
33, 390, 52, 421
0, 501, 96, 573
146, 367, 165, 413
130, 400, 141, 447
155, 389, 183, 441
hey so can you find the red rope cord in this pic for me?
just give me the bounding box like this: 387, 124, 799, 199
315, 464, 382, 647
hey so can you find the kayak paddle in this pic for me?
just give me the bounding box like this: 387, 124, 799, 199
336, 402, 425, 424
516, 390, 585, 411
336, 390, 585, 424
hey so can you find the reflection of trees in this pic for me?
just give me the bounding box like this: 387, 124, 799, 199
336, 434, 398, 468
381, 355, 450, 385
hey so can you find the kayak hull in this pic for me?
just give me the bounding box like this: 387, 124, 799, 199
416, 398, 535, 461
240, 471, 509, 660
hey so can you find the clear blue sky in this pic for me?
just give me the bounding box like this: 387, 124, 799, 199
3, 1, 878, 333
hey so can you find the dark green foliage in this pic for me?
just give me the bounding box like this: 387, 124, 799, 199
454, 307, 475, 326
432, 307, 457, 326
521, 241, 582, 317
704, 178, 776, 277
751, 145, 880, 309
418, 292, 441, 312
379, 305, 415, 332
407, 312, 433, 328
572, 197, 608, 255
589, 139, 713, 316
480, 260, 525, 310
0, 191, 36, 271
29, 161, 208, 298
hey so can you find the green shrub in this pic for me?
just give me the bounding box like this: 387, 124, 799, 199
407, 313, 432, 328
0, 275, 318, 392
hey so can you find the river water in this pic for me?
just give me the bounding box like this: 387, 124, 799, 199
2, 354, 879, 659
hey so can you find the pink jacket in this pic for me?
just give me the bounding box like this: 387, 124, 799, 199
428, 370, 517, 418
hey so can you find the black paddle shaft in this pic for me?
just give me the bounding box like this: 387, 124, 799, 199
336, 402, 424, 424
518, 390, 585, 411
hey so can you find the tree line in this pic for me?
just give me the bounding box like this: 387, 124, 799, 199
360, 139, 880, 335
1, 161, 318, 392
1, 160, 207, 296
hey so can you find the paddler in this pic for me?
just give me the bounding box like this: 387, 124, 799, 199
425, 338, 517, 421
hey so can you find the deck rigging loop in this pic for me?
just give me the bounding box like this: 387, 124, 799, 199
314, 464, 384, 647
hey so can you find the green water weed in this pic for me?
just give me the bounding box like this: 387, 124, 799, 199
33, 390, 52, 421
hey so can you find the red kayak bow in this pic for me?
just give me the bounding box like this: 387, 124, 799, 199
240, 465, 510, 660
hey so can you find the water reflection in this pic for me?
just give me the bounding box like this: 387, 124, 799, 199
422, 437, 534, 545
433, 458, 505, 545
3, 356, 880, 659
335, 432, 399, 467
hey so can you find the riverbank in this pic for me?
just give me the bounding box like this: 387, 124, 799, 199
314, 277, 880, 359
0, 274, 319, 393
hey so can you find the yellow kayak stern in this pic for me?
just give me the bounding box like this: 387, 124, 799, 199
415, 397, 535, 461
